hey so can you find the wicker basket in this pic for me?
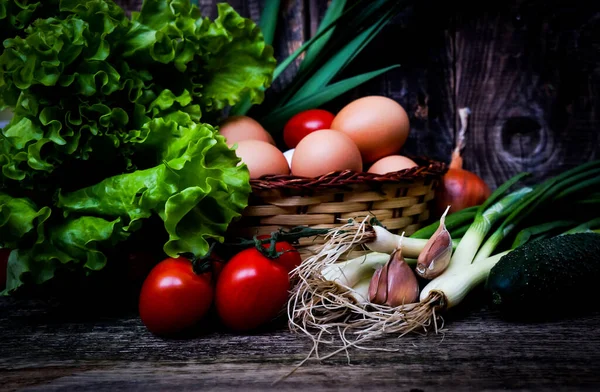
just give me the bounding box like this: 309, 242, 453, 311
227, 157, 447, 258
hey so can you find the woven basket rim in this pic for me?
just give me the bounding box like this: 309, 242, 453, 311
249, 156, 447, 191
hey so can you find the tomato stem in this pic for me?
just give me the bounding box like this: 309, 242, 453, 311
223, 226, 331, 258
181, 242, 217, 275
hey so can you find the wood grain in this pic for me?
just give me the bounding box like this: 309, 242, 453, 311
1, 298, 600, 391
451, 1, 600, 189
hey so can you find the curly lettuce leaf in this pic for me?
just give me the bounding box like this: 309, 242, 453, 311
0, 0, 272, 295
0, 192, 51, 249
0, 0, 61, 43
0, 1, 135, 189
58, 113, 251, 257
196, 3, 276, 112
123, 0, 202, 71
2, 215, 128, 294
122, 1, 275, 112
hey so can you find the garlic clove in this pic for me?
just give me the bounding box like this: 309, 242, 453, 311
369, 248, 419, 307
384, 249, 420, 306
368, 262, 388, 304
416, 205, 453, 279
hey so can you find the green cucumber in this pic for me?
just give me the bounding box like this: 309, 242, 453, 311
486, 233, 600, 319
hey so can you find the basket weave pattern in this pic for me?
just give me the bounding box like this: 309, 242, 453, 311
227, 158, 447, 257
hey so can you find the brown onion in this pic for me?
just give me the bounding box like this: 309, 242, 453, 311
435, 167, 491, 215
435, 108, 491, 215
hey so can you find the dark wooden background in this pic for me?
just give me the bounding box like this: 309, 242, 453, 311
120, 0, 600, 189
1, 1, 600, 390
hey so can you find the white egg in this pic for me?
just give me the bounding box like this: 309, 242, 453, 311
283, 148, 295, 169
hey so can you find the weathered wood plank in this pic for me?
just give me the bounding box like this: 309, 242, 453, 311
1, 298, 600, 391
451, 1, 600, 189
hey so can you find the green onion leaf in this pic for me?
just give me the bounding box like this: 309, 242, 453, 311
272, 2, 361, 81
477, 172, 531, 214
299, 0, 347, 72
511, 220, 578, 248
411, 205, 478, 239
290, 8, 394, 102
563, 218, 600, 235
474, 160, 600, 261
259, 0, 281, 46
447, 187, 533, 272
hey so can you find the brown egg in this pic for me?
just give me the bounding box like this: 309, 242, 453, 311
291, 129, 362, 177
331, 96, 410, 163
367, 155, 418, 175
235, 140, 290, 179
219, 115, 275, 147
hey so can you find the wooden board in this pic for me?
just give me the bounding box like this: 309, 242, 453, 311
450, 1, 600, 188
2, 297, 600, 391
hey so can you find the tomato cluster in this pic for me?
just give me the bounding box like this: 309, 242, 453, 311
138, 238, 301, 337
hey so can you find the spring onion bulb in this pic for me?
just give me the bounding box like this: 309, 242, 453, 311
346, 276, 373, 305
365, 226, 459, 257
321, 252, 390, 288
419, 251, 508, 307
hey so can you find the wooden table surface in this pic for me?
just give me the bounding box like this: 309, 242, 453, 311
2, 296, 600, 392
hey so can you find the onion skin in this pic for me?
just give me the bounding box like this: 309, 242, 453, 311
435, 168, 491, 215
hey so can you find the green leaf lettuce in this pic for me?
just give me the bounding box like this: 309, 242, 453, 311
0, 0, 272, 294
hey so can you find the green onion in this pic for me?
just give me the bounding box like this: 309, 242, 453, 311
298, 0, 347, 72
419, 251, 509, 308
322, 252, 390, 289
232, 0, 406, 126
258, 0, 281, 46
444, 186, 533, 273
421, 160, 600, 309
511, 220, 578, 248
288, 7, 397, 103
420, 221, 600, 307
363, 225, 459, 258
474, 162, 600, 262
562, 217, 600, 235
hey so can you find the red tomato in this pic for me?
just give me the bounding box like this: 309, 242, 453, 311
257, 235, 302, 273
0, 248, 10, 291
283, 109, 335, 149
215, 248, 290, 332
139, 257, 214, 336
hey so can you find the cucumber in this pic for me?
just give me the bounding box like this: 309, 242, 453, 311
485, 233, 600, 319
